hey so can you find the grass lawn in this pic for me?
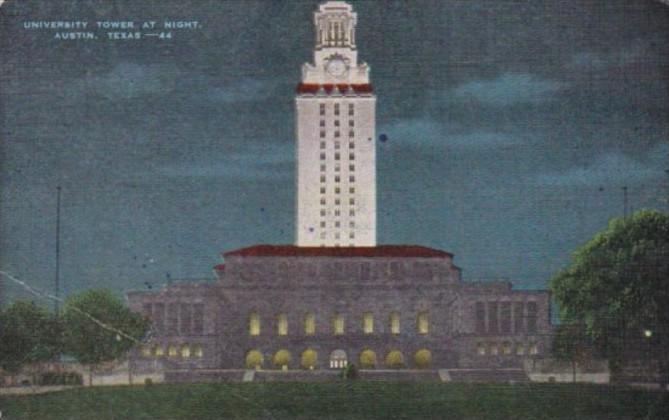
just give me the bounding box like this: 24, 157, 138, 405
0, 382, 666, 420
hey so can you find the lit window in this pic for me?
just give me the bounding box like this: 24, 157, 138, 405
390, 312, 400, 334
349, 175, 355, 182
304, 313, 315, 335
530, 343, 539, 355
516, 344, 525, 356
168, 344, 178, 357
320, 104, 325, 115
417, 312, 429, 335
477, 343, 486, 356
141, 345, 152, 357
154, 346, 164, 357
363, 312, 374, 334
181, 344, 191, 359
490, 343, 499, 355
333, 314, 344, 335
249, 313, 260, 336
277, 313, 288, 336
502, 342, 512, 355
193, 345, 203, 358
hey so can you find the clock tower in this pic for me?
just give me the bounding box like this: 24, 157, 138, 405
295, 1, 376, 247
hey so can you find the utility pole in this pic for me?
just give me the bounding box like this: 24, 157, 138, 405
55, 186, 61, 315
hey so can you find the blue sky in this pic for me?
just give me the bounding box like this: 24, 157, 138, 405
1, 0, 667, 301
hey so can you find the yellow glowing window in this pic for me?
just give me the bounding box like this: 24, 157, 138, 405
390, 312, 400, 335
193, 345, 203, 358
154, 346, 164, 357
277, 313, 288, 336
363, 312, 374, 334
181, 344, 191, 359
502, 342, 512, 355
530, 343, 539, 355
333, 314, 344, 335
417, 312, 429, 335
141, 345, 152, 357
476, 343, 486, 356
249, 312, 260, 336
168, 344, 178, 357
304, 313, 315, 335
516, 344, 525, 356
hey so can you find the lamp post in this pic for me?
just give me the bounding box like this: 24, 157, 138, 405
643, 329, 653, 383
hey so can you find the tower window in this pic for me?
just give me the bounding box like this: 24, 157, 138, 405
335, 221, 340, 228
335, 232, 340, 239
349, 232, 355, 239
335, 187, 340, 194
335, 141, 340, 150
333, 314, 344, 335
349, 120, 354, 127
349, 175, 355, 182
320, 188, 326, 195
349, 131, 354, 138
349, 153, 355, 160
320, 120, 325, 127
390, 312, 400, 335
334, 209, 341, 217
349, 142, 354, 149
334, 120, 340, 127
320, 104, 325, 115
320, 232, 326, 239
320, 175, 326, 183
320, 198, 326, 205
334, 103, 340, 115
335, 175, 340, 183
335, 164, 340, 172
335, 153, 340, 161
335, 131, 340, 138
277, 313, 288, 336
320, 131, 325, 138
349, 164, 355, 171
348, 104, 354, 115
349, 198, 355, 205
320, 164, 326, 172
349, 187, 355, 194
320, 142, 326, 149
349, 221, 355, 228
335, 198, 340, 205
320, 221, 326, 228
320, 209, 326, 216
349, 209, 355, 216
417, 312, 429, 335
249, 312, 260, 336
363, 312, 374, 334
304, 313, 315, 335
320, 153, 325, 160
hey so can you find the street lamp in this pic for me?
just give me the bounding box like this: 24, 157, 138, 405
643, 329, 653, 383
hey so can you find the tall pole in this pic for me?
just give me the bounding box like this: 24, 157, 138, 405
55, 186, 61, 315
623, 186, 628, 219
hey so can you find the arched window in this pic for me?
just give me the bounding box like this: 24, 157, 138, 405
141, 345, 152, 357
502, 342, 512, 355
489, 343, 499, 356
193, 344, 203, 358
330, 349, 347, 368
417, 312, 429, 335
249, 312, 260, 336
300, 348, 318, 369
168, 344, 178, 357
529, 343, 539, 355
413, 349, 431, 369
359, 349, 377, 368
181, 344, 191, 359
304, 312, 315, 335
384, 350, 404, 368
245, 350, 263, 369
273, 349, 292, 369
154, 345, 164, 357
363, 312, 374, 334
515, 343, 525, 356
277, 313, 288, 336
389, 312, 400, 335
333, 313, 344, 335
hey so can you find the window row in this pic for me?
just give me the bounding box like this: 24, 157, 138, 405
475, 342, 539, 356
320, 198, 356, 206
140, 343, 203, 359
248, 312, 429, 336
320, 141, 356, 151
319, 152, 356, 161
320, 164, 355, 172
320, 119, 355, 127
245, 348, 432, 370
320, 103, 354, 116
319, 187, 356, 194
475, 301, 538, 335
142, 302, 204, 335
320, 175, 357, 183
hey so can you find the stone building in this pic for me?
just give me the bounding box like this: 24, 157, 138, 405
127, 1, 552, 376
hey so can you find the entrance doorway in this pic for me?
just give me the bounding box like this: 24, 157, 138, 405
329, 349, 347, 368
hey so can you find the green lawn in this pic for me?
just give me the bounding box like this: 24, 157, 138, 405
0, 382, 666, 420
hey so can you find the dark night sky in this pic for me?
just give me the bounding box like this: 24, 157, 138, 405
1, 0, 668, 302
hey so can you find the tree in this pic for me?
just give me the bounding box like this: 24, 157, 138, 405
0, 301, 62, 385
550, 209, 669, 383
62, 289, 148, 385
551, 322, 593, 382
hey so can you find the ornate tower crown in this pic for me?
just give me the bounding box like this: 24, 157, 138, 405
314, 1, 357, 50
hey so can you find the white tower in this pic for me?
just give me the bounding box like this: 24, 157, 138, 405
295, 1, 376, 247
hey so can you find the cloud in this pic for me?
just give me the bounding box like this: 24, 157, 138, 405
155, 142, 292, 181
204, 79, 276, 104
535, 143, 668, 186
78, 63, 180, 100
381, 119, 522, 149
448, 73, 566, 106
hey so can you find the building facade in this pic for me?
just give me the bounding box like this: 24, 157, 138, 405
127, 1, 552, 376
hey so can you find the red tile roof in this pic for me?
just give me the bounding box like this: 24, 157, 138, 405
223, 245, 453, 258
214, 263, 225, 270
296, 83, 374, 95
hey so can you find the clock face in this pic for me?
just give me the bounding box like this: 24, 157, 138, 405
326, 58, 347, 77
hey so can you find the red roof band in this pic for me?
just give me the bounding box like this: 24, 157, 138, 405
223, 245, 453, 258
296, 83, 374, 95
